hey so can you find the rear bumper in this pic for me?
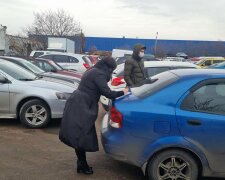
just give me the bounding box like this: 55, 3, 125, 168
101, 114, 142, 166
101, 114, 128, 161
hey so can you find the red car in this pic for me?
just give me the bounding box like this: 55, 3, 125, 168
30, 58, 83, 79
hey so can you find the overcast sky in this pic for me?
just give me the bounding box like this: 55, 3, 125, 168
0, 0, 225, 41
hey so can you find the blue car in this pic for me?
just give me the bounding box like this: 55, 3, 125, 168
101, 69, 225, 180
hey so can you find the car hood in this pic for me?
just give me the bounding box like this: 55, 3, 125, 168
41, 72, 79, 80
18, 79, 76, 93
56, 70, 82, 78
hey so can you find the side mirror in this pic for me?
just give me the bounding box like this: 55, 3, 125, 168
0, 75, 9, 84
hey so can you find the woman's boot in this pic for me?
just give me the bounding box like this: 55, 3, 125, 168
77, 160, 93, 175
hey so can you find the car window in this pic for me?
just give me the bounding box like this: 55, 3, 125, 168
33, 52, 44, 57
131, 71, 179, 98
214, 60, 224, 64
181, 82, 225, 115
196, 59, 206, 65
40, 61, 55, 72
69, 56, 79, 63
41, 55, 53, 60
145, 67, 170, 77
53, 55, 69, 63
48, 60, 63, 70
116, 70, 124, 77
33, 61, 44, 69
204, 60, 211, 66
116, 57, 127, 65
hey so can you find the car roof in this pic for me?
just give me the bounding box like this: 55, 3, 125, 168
170, 69, 225, 77
0, 56, 27, 62
0, 58, 23, 65
39, 52, 86, 57
144, 61, 197, 67
114, 61, 197, 73
35, 58, 53, 62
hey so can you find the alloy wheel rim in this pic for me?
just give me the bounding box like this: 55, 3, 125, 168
157, 156, 191, 180
25, 105, 47, 125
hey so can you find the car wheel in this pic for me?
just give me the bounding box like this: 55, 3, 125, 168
20, 99, 50, 128
148, 149, 198, 180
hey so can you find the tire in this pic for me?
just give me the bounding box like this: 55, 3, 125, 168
148, 149, 198, 180
20, 99, 51, 128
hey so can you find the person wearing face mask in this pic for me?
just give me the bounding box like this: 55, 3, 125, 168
59, 56, 129, 175
124, 43, 146, 87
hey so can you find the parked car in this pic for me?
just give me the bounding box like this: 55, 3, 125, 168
0, 56, 81, 84
39, 52, 93, 73
30, 58, 82, 79
0, 59, 76, 128
29, 50, 60, 58
100, 61, 198, 110
196, 57, 225, 67
102, 69, 225, 180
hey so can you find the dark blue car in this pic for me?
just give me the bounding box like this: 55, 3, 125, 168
101, 69, 225, 180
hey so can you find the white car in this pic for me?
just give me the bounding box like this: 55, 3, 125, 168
29, 50, 61, 58
100, 61, 198, 110
39, 52, 93, 73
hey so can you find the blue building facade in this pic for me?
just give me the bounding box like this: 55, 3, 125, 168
84, 37, 225, 57
29, 35, 225, 57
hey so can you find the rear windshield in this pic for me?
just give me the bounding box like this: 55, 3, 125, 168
145, 66, 195, 77
33, 52, 44, 58
131, 71, 179, 98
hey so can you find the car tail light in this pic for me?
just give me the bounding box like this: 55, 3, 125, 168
83, 63, 90, 69
109, 107, 122, 128
111, 76, 125, 86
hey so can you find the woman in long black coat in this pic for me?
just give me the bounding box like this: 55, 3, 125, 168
59, 57, 128, 175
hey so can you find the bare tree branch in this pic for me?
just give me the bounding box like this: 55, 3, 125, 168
25, 9, 81, 36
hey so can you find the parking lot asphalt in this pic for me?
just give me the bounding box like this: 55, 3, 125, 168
0, 104, 223, 180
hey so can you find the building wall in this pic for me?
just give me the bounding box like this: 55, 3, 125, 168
29, 34, 225, 57
84, 37, 225, 57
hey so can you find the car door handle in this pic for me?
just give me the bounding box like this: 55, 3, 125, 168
187, 119, 202, 126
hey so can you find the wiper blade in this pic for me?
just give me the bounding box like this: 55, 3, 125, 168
35, 75, 43, 79
19, 78, 34, 81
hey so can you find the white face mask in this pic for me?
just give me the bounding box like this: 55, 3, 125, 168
139, 52, 144, 58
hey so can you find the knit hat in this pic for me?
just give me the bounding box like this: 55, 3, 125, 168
101, 56, 117, 70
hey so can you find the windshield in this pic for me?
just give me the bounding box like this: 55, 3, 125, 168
21, 60, 45, 74
196, 59, 205, 65
48, 60, 63, 70
0, 61, 37, 80
131, 71, 179, 98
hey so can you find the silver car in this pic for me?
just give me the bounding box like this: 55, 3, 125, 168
0, 59, 77, 128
